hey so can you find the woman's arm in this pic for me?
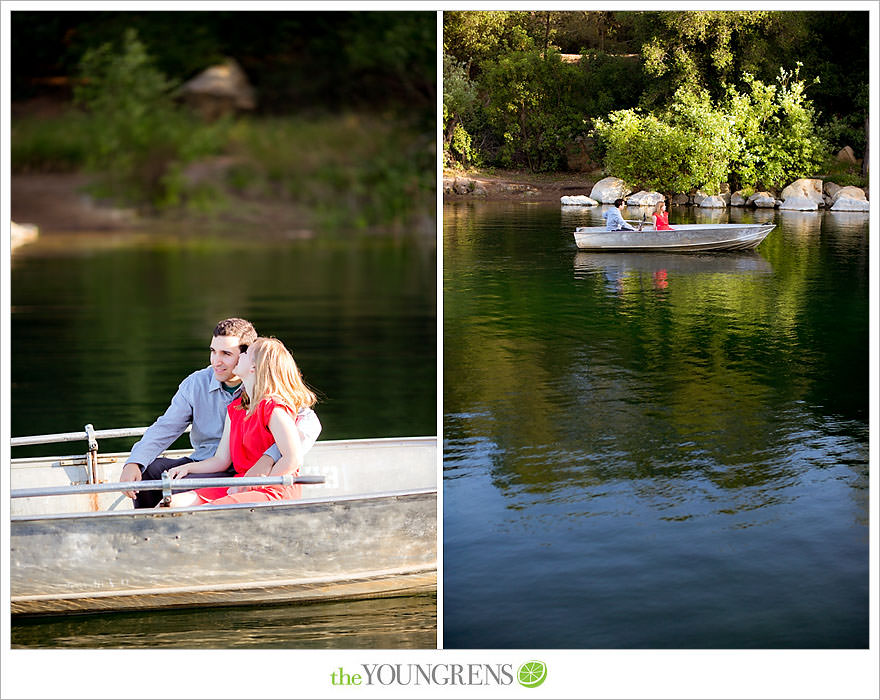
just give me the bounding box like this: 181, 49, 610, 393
166, 415, 233, 479
266, 407, 304, 476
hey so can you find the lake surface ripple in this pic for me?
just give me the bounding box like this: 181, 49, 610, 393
443, 202, 868, 649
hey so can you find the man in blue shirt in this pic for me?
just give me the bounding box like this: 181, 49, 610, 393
602, 198, 636, 231
120, 318, 321, 508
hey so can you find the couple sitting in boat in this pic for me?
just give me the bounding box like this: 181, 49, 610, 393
120, 317, 320, 508
603, 199, 674, 232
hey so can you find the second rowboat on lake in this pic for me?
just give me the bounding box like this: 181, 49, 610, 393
573, 222, 775, 252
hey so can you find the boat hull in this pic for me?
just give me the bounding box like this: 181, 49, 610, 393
11, 492, 436, 615
11, 437, 437, 615
573, 223, 774, 252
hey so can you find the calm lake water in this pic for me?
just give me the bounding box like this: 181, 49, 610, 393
443, 201, 868, 649
10, 227, 436, 649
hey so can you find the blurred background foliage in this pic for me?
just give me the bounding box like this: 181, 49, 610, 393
11, 11, 436, 232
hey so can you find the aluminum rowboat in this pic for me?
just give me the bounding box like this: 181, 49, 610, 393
573, 223, 775, 252
11, 429, 437, 615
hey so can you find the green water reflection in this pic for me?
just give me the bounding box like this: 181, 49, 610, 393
12, 230, 436, 447
11, 228, 436, 648
11, 594, 436, 649
444, 202, 868, 648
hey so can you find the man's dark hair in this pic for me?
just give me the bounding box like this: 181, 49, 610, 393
614, 198, 626, 208
213, 318, 257, 347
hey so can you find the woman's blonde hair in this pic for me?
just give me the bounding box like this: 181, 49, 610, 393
653, 200, 666, 215
239, 337, 317, 416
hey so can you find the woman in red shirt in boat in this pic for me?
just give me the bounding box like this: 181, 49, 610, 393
651, 200, 673, 231
163, 336, 317, 506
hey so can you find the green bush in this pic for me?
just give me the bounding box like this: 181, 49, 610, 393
227, 115, 434, 232
725, 65, 827, 189
594, 65, 828, 193
593, 110, 695, 194
75, 28, 227, 208
479, 49, 589, 172
593, 88, 735, 194
450, 123, 478, 167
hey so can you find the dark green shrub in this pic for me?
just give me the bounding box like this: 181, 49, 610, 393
75, 28, 227, 208
478, 50, 590, 172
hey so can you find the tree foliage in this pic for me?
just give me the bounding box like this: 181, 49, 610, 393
593, 66, 826, 193
594, 88, 737, 195
442, 10, 864, 181
726, 65, 827, 189
479, 50, 591, 171
75, 29, 227, 207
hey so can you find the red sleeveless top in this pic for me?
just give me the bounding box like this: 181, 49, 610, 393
652, 211, 672, 231
192, 397, 301, 502
228, 397, 298, 475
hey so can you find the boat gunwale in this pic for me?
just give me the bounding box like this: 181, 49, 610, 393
10, 434, 438, 462
10, 486, 437, 523
573, 223, 775, 235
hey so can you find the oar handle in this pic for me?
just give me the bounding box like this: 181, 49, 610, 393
11, 473, 326, 499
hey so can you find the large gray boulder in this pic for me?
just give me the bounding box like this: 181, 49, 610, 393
627, 190, 664, 207
670, 193, 689, 206
692, 189, 709, 206
824, 181, 842, 198
589, 177, 632, 204
781, 178, 823, 205
11, 221, 39, 251
560, 195, 598, 206
699, 195, 727, 208
831, 185, 867, 205
179, 59, 256, 120
747, 191, 778, 208
831, 197, 869, 211
779, 196, 819, 211
836, 146, 857, 164
730, 190, 749, 207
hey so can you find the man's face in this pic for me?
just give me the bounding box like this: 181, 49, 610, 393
210, 335, 243, 384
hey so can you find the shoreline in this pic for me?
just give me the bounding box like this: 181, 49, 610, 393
443, 168, 599, 203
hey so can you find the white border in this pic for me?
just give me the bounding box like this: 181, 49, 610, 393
436, 8, 445, 653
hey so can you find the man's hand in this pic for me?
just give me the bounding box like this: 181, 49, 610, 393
120, 462, 143, 500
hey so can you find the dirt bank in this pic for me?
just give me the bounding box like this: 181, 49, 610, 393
10, 172, 316, 238
443, 168, 599, 202
11, 173, 143, 233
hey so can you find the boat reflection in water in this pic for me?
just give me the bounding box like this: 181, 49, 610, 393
574, 251, 773, 292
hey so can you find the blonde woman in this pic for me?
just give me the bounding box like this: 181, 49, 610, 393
651, 200, 674, 231
163, 337, 317, 506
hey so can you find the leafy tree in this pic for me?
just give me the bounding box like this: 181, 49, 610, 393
725, 65, 827, 188
443, 53, 480, 167
635, 11, 811, 105
443, 11, 535, 68
479, 50, 590, 171
75, 28, 226, 207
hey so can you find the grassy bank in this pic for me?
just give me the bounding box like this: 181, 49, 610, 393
12, 108, 435, 234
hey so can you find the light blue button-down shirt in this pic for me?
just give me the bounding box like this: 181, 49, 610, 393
602, 207, 636, 231
127, 366, 322, 468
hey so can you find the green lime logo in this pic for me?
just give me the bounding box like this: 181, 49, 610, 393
517, 660, 547, 688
